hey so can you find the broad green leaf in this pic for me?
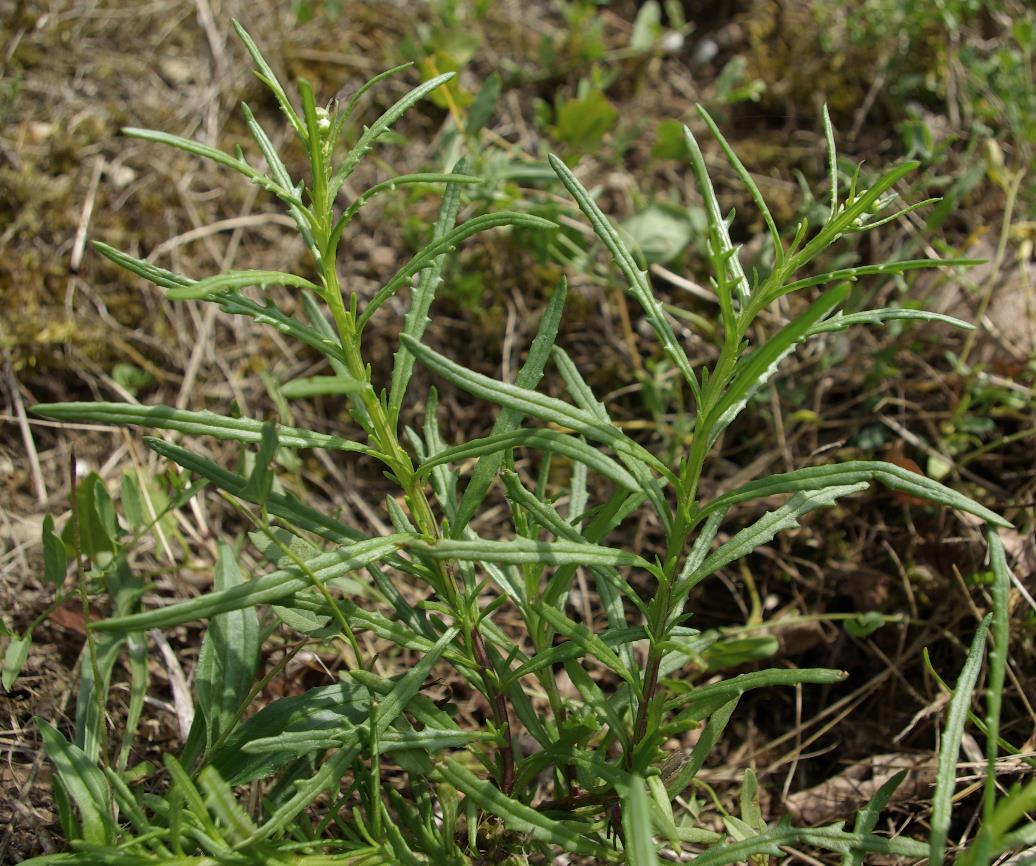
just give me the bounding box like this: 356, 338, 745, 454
239, 421, 278, 505
42, 514, 67, 589
678, 483, 870, 599
437, 757, 611, 858
37, 718, 115, 845
166, 269, 320, 301
930, 614, 991, 866
33, 402, 376, 456
622, 204, 693, 265
2, 635, 29, 691
194, 544, 260, 752
90, 534, 408, 633
62, 472, 118, 560
549, 153, 700, 397
703, 460, 1011, 528
622, 774, 660, 866
420, 427, 639, 494
400, 334, 676, 484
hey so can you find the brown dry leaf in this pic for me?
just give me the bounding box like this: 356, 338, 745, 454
784, 752, 936, 825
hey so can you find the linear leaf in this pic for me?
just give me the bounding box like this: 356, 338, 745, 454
930, 614, 991, 866
421, 427, 640, 494
280, 375, 366, 398
90, 535, 408, 633
330, 72, 455, 197
388, 160, 467, 423
400, 335, 675, 484
32, 402, 376, 455
231, 19, 305, 141
537, 603, 635, 687
437, 757, 611, 857
623, 774, 660, 866
166, 269, 320, 301
678, 483, 870, 599
452, 276, 569, 534
93, 241, 193, 290
777, 258, 984, 297
842, 770, 908, 866
359, 212, 556, 328
809, 307, 973, 335
409, 536, 657, 573
703, 460, 1010, 528
549, 153, 700, 396
216, 292, 349, 366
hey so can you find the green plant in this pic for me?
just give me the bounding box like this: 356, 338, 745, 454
19, 21, 1029, 866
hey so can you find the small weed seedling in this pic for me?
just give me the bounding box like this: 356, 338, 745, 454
19, 22, 1030, 866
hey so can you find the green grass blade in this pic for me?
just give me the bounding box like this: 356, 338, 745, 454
388, 161, 467, 424
437, 757, 612, 858
166, 269, 320, 301
330, 72, 455, 197
32, 402, 376, 455
703, 460, 1011, 528
400, 335, 676, 484
930, 613, 992, 866
549, 153, 701, 397
90, 535, 408, 633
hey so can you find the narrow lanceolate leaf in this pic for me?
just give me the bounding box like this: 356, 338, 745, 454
195, 544, 260, 751
231, 19, 305, 142
93, 241, 193, 290
696, 105, 783, 269
808, 308, 974, 336
32, 402, 376, 455
359, 212, 557, 328
400, 334, 676, 485
452, 276, 569, 534
37, 719, 115, 846
930, 614, 992, 866
683, 124, 750, 305
437, 757, 612, 858
408, 536, 657, 573
280, 375, 366, 398
90, 535, 409, 633
388, 160, 467, 424
776, 258, 984, 297
702, 460, 1011, 528
421, 428, 640, 493
842, 770, 908, 866
549, 153, 700, 397
371, 626, 459, 738
706, 283, 849, 442
678, 483, 870, 599
165, 269, 320, 301
623, 774, 660, 866
536, 603, 635, 687
330, 72, 455, 197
